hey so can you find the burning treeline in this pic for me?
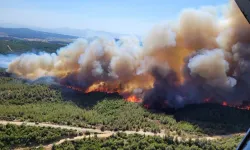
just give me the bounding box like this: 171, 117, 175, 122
7, 0, 250, 108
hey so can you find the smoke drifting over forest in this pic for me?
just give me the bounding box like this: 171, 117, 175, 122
7, 0, 250, 108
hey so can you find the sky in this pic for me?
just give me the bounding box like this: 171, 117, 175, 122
0, 0, 228, 35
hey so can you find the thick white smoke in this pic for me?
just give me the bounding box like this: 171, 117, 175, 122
143, 24, 176, 53
6, 0, 250, 107
188, 49, 231, 87
177, 8, 219, 50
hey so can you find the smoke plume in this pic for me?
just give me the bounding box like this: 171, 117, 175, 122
7, 0, 250, 108
188, 49, 230, 87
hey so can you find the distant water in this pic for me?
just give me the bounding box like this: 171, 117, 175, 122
0, 54, 18, 68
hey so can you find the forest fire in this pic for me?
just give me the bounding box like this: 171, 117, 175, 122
219, 101, 250, 111
65, 82, 143, 103
7, 1, 250, 110
85, 82, 117, 94
64, 82, 250, 111
231, 105, 250, 111
235, 101, 250, 110
222, 101, 228, 106
126, 95, 142, 103
239, 106, 250, 110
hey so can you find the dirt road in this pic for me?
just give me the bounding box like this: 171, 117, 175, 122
0, 120, 108, 133
0, 120, 168, 138
0, 120, 245, 150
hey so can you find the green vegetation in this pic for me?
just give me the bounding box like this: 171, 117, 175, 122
0, 39, 65, 54
0, 68, 6, 72
0, 76, 201, 135
0, 124, 78, 150
0, 27, 76, 40
92, 100, 202, 135
53, 132, 243, 150
0, 73, 248, 149
0, 76, 249, 136
0, 77, 62, 105
0, 99, 186, 134
0, 103, 96, 127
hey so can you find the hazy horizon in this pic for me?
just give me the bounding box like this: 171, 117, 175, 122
0, 0, 228, 36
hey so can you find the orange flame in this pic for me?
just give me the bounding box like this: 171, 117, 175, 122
85, 82, 122, 93
243, 106, 250, 110
222, 101, 228, 106
126, 95, 142, 103
64, 83, 143, 103
237, 105, 250, 110
220, 101, 250, 111
65, 84, 250, 110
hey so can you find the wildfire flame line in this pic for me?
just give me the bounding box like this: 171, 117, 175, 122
64, 83, 142, 103
65, 84, 250, 110
126, 95, 142, 103
203, 98, 250, 110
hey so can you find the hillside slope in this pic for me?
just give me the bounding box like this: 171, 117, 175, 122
0, 27, 77, 40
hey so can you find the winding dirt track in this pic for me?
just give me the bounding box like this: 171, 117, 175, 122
0, 120, 168, 137
0, 120, 245, 150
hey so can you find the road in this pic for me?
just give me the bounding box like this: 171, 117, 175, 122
0, 120, 169, 138
0, 120, 245, 150
0, 120, 110, 134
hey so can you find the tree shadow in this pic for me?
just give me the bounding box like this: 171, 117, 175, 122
0, 69, 11, 77
52, 85, 123, 109
173, 103, 250, 135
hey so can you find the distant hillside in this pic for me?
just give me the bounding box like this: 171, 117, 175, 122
0, 38, 65, 54
0, 27, 77, 40
0, 27, 75, 54
41, 27, 124, 39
